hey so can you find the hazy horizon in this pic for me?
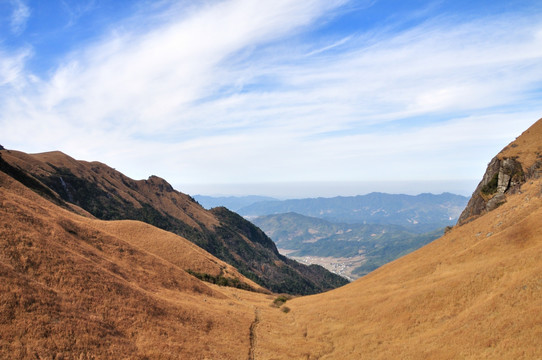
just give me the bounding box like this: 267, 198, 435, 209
1, 1, 541, 191
179, 179, 477, 199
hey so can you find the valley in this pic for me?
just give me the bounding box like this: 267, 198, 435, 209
1, 118, 541, 359
280, 252, 366, 280
2, 1, 542, 358
198, 194, 465, 279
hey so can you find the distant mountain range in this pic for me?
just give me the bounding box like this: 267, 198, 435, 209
237, 192, 468, 231
197, 192, 468, 278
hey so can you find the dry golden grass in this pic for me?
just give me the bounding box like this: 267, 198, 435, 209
0, 171, 265, 359
97, 220, 265, 291
499, 117, 542, 168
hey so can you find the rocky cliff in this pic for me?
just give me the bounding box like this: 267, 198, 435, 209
457, 118, 542, 226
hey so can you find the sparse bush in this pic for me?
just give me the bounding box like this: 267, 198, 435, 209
281, 306, 291, 313
272, 295, 291, 307
185, 269, 256, 292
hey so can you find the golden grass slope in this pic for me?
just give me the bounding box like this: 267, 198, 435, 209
0, 171, 266, 359
251, 119, 542, 359
499, 117, 542, 168
97, 220, 266, 292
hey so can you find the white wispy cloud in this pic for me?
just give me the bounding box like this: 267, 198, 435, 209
0, 49, 30, 87
9, 0, 30, 35
1, 0, 542, 193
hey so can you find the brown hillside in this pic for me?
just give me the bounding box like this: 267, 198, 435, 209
0, 149, 348, 294
499, 117, 542, 168
1, 150, 215, 229
458, 117, 542, 225
0, 170, 267, 359
97, 220, 265, 292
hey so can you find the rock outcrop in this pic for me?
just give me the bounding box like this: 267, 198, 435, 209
457, 118, 542, 226
457, 156, 525, 226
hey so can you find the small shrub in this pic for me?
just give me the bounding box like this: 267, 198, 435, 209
281, 306, 291, 313
272, 295, 291, 307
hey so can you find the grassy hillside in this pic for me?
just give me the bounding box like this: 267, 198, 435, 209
0, 149, 347, 295
0, 170, 260, 359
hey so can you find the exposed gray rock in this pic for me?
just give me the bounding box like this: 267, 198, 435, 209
486, 193, 505, 211
457, 157, 525, 226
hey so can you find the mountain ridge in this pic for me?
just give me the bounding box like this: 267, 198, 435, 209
0, 149, 348, 295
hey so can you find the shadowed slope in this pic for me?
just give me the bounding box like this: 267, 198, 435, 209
0, 149, 348, 294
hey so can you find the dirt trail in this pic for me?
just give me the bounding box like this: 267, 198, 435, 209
248, 307, 260, 360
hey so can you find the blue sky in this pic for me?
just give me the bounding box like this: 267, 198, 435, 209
1, 0, 542, 197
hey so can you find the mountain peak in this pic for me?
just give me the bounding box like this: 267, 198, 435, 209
145, 175, 174, 192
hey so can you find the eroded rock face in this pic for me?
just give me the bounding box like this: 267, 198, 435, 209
457, 157, 525, 226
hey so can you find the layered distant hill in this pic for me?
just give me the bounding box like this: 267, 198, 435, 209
198, 190, 467, 279
0, 150, 347, 294
252, 212, 442, 278
238, 192, 468, 231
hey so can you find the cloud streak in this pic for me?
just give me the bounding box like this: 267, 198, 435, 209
1, 0, 542, 195
9, 0, 30, 35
